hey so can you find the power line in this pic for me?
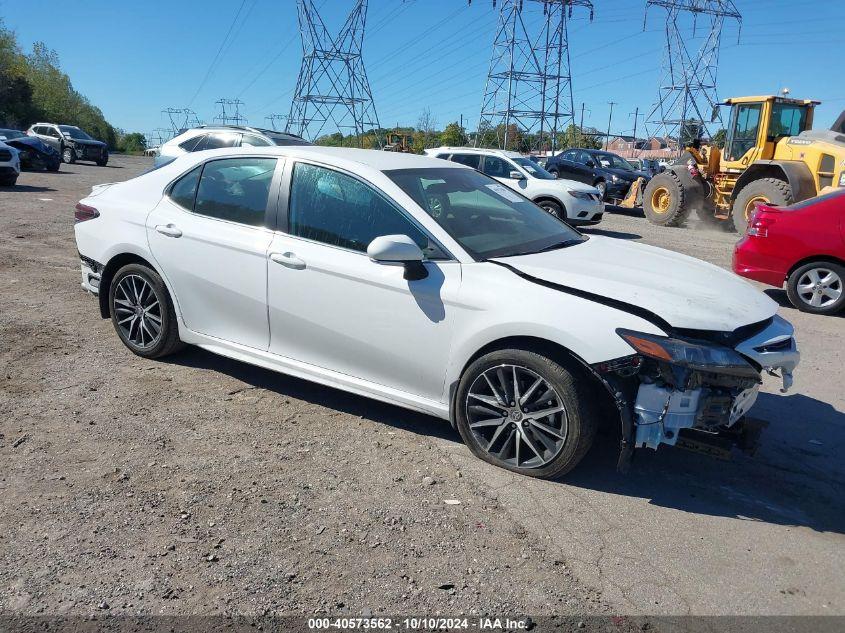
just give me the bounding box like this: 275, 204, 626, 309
187, 0, 249, 108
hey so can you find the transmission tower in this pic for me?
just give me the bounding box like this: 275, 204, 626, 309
287, 0, 382, 147
644, 0, 741, 151
473, 0, 594, 152
265, 114, 288, 131
162, 108, 201, 135
214, 99, 247, 126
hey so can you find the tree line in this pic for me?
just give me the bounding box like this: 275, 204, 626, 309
0, 19, 144, 152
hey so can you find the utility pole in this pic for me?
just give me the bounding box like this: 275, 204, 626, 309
630, 107, 644, 157
578, 102, 590, 148
605, 101, 616, 150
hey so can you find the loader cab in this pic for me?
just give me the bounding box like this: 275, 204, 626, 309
720, 96, 815, 168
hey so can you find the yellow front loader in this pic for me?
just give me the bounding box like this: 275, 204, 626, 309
642, 95, 845, 231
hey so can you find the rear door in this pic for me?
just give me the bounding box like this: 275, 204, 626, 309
552, 150, 583, 180
41, 126, 62, 151
147, 156, 283, 349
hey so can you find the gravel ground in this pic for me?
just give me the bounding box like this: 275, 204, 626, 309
1, 155, 843, 620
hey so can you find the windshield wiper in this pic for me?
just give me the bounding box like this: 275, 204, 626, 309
536, 239, 580, 253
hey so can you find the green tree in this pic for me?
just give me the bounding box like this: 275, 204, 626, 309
117, 132, 147, 153
439, 121, 467, 147
711, 128, 727, 149
555, 124, 601, 150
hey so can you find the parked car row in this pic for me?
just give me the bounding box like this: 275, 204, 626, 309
0, 122, 110, 187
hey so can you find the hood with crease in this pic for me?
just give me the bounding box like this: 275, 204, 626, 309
495, 235, 777, 332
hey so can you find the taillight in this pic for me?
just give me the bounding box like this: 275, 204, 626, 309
74, 203, 99, 223
747, 213, 777, 237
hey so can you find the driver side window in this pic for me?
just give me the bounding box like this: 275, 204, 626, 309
288, 162, 446, 258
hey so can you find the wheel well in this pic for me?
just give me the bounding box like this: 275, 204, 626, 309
533, 195, 564, 209
786, 254, 845, 280
97, 253, 158, 319
450, 336, 618, 429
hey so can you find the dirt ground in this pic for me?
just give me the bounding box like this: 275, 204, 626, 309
1, 155, 843, 620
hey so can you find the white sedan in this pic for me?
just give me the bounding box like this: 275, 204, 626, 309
74, 146, 799, 477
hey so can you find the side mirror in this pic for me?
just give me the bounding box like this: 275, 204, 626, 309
367, 234, 428, 281
711, 105, 720, 123
586, 160, 595, 168
509, 170, 526, 180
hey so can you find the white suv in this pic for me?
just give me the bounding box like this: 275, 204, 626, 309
0, 140, 20, 186
154, 125, 310, 167
425, 147, 603, 226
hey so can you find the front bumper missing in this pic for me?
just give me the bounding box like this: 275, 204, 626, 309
631, 315, 799, 452
592, 316, 800, 467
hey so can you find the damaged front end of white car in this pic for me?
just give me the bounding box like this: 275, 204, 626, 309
594, 315, 799, 470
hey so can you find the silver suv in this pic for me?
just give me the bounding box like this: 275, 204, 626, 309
26, 123, 109, 166
154, 125, 310, 167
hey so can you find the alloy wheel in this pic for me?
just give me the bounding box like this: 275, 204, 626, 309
796, 267, 842, 308
113, 274, 163, 349
465, 364, 568, 469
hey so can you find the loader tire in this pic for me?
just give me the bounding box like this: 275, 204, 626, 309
643, 171, 690, 227
732, 178, 793, 234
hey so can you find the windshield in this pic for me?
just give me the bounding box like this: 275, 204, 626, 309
0, 129, 25, 139
592, 153, 636, 170
58, 126, 93, 140
384, 167, 585, 260
511, 156, 555, 180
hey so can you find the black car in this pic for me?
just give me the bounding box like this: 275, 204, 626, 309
0, 128, 61, 171
26, 123, 109, 166
545, 148, 651, 201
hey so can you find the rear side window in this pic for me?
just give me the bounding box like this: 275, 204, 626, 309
450, 153, 481, 169
241, 134, 272, 147
197, 133, 241, 151
169, 165, 202, 210
194, 157, 277, 226
179, 135, 206, 152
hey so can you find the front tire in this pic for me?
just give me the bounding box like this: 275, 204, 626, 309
732, 177, 793, 234
62, 146, 76, 164
786, 261, 845, 315
0, 176, 17, 186
109, 263, 184, 358
537, 199, 565, 219
643, 170, 690, 227
454, 349, 597, 479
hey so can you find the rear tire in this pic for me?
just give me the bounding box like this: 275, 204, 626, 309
786, 261, 845, 315
454, 349, 597, 479
643, 170, 690, 227
0, 176, 17, 186
109, 263, 184, 359
732, 178, 793, 234
594, 180, 607, 201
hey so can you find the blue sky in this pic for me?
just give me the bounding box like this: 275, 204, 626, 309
2, 0, 844, 138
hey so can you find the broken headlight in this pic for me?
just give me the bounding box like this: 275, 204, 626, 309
616, 329, 758, 378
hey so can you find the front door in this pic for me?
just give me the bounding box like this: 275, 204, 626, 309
267, 161, 460, 402
147, 156, 281, 350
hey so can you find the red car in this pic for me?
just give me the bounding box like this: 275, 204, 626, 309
733, 188, 845, 315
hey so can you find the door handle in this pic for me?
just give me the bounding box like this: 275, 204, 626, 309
269, 252, 306, 270
155, 223, 182, 238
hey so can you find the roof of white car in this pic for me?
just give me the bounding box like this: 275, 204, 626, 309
184, 145, 468, 172
425, 146, 524, 159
